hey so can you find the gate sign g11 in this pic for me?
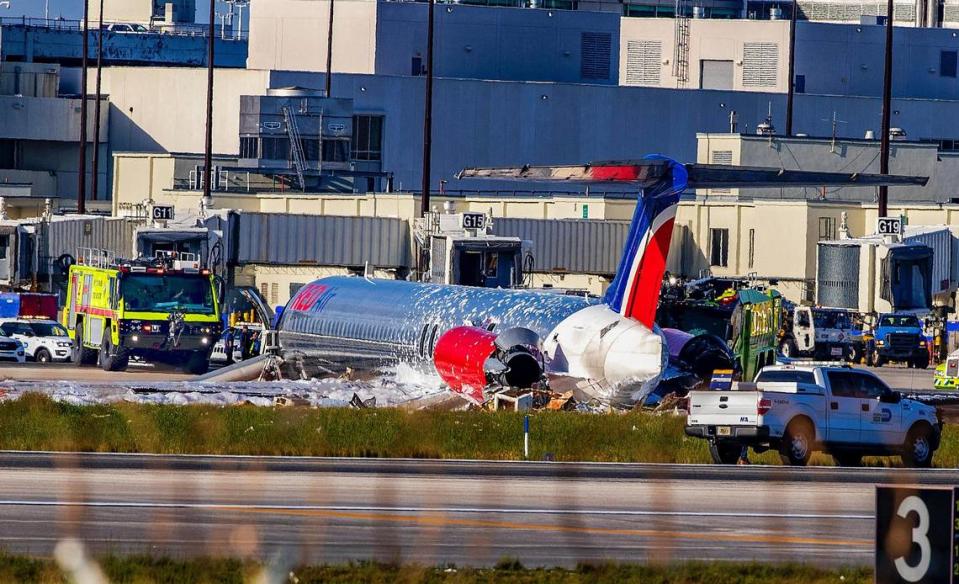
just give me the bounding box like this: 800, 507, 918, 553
152, 205, 175, 221
875, 486, 957, 583
877, 216, 903, 236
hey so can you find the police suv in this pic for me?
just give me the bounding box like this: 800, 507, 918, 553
685, 364, 941, 467
0, 319, 73, 363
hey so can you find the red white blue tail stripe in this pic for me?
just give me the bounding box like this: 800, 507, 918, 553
602, 156, 688, 329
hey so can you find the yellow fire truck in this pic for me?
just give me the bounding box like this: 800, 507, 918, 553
61, 249, 222, 373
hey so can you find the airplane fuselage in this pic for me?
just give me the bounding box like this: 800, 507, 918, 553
278, 276, 666, 405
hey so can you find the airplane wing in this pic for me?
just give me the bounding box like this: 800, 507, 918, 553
457, 161, 929, 189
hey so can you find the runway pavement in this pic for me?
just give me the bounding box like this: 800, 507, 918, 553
0, 452, 955, 568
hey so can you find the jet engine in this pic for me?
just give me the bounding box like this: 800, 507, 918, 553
433, 326, 544, 403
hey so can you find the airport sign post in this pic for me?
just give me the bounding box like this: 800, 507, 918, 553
875, 486, 956, 583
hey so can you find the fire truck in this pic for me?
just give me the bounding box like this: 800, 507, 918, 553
61, 248, 222, 373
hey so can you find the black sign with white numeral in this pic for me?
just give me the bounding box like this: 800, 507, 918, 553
152, 205, 175, 221
462, 212, 485, 230
876, 486, 954, 584
877, 217, 903, 236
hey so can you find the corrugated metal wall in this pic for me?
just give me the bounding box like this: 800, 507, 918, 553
235, 213, 411, 267
905, 227, 952, 295
492, 218, 629, 275
42, 217, 140, 273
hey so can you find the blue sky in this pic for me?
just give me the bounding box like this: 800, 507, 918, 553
4, 0, 216, 23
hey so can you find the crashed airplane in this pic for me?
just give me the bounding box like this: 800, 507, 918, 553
276, 155, 926, 407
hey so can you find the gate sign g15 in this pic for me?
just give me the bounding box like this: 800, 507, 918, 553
877, 216, 903, 236
875, 486, 957, 583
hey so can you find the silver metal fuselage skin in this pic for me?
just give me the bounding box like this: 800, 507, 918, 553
278, 276, 666, 405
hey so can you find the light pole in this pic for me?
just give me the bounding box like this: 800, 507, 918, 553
77, 0, 90, 214
202, 0, 216, 205
878, 0, 894, 218
91, 0, 104, 202
420, 0, 435, 217
325, 0, 334, 97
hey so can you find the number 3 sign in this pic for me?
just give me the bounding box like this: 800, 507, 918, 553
876, 487, 955, 584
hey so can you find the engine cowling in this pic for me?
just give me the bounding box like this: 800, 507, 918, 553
433, 326, 543, 403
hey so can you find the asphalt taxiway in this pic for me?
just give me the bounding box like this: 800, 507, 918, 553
0, 453, 952, 567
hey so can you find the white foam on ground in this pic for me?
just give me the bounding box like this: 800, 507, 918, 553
0, 366, 448, 408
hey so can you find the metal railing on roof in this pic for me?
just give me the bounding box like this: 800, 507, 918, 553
0, 17, 248, 40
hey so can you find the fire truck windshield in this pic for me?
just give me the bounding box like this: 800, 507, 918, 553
121, 274, 215, 315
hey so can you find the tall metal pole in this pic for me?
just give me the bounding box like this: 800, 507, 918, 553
91, 0, 104, 202
420, 0, 435, 217
878, 0, 894, 217
77, 0, 90, 214
784, 0, 798, 135
203, 0, 216, 203
325, 0, 334, 97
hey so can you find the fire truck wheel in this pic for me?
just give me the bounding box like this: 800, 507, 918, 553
185, 351, 210, 375
99, 331, 129, 372
73, 322, 98, 366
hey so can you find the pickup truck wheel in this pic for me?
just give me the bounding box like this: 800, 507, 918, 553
845, 344, 862, 364
780, 420, 813, 466
780, 339, 798, 359
708, 441, 742, 465
902, 425, 934, 468
832, 451, 862, 467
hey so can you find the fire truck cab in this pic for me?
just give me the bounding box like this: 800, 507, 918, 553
61, 248, 222, 374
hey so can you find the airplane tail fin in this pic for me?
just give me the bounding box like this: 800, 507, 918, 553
601, 156, 686, 329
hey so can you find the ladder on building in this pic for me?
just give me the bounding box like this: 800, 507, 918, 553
672, 0, 690, 87
282, 106, 307, 191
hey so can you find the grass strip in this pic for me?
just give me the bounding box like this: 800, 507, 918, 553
0, 555, 872, 584
0, 393, 956, 466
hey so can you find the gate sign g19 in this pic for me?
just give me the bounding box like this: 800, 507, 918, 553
875, 486, 955, 584
877, 216, 903, 236
152, 205, 175, 221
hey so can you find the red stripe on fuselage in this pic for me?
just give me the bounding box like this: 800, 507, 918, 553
589, 166, 641, 181
623, 218, 675, 328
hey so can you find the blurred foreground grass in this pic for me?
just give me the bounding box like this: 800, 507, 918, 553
0, 393, 956, 466
0, 555, 872, 584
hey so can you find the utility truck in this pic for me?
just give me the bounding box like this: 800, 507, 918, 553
778, 306, 858, 362
685, 364, 941, 467
61, 249, 222, 373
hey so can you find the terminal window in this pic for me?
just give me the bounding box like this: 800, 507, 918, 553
941, 51, 957, 77
352, 115, 384, 161
818, 216, 836, 240
709, 228, 729, 267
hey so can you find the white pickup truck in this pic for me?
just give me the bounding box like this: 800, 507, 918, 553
685, 364, 942, 467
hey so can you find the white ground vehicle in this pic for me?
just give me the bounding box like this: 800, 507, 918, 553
685, 364, 942, 467
0, 319, 72, 363
779, 307, 858, 361
0, 329, 25, 363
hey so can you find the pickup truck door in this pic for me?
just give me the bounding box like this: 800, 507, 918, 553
857, 374, 902, 445
823, 370, 862, 443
